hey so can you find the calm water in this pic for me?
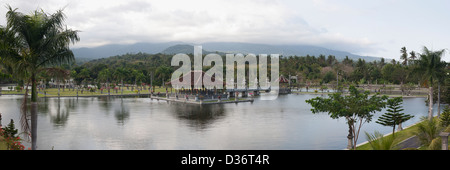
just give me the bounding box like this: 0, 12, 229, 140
0, 94, 437, 150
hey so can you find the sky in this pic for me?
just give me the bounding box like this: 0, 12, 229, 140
0, 0, 449, 61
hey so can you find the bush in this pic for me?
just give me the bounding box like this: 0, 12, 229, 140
0, 119, 26, 150
428, 138, 442, 150
2, 119, 18, 138
440, 105, 450, 127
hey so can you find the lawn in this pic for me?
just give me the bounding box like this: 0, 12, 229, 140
0, 136, 6, 150
356, 122, 421, 150
356, 117, 448, 150
1, 86, 172, 97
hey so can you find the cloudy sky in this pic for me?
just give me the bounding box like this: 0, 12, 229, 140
1, 0, 449, 61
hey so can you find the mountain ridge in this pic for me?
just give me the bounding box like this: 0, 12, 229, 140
72, 42, 382, 62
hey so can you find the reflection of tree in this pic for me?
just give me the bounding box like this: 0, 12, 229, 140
170, 103, 226, 130
37, 98, 49, 114
98, 96, 113, 114
51, 98, 69, 126
114, 98, 130, 125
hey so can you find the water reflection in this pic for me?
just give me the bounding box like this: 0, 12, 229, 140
98, 96, 112, 113
50, 99, 69, 126
114, 98, 130, 125
169, 103, 226, 130
0, 94, 442, 150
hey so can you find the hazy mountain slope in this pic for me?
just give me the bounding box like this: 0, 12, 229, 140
72, 42, 381, 61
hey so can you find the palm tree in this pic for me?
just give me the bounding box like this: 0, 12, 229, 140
415, 47, 447, 120
409, 51, 417, 65
99, 68, 112, 95
44, 67, 70, 97
114, 67, 129, 95
0, 6, 79, 150
400, 47, 408, 66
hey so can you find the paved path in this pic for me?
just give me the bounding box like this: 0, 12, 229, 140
397, 136, 421, 149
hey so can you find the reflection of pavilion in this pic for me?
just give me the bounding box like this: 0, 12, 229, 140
169, 103, 225, 130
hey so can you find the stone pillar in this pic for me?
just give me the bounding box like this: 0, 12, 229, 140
440, 132, 449, 150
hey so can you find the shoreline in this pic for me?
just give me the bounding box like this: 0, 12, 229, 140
0, 90, 428, 98
291, 91, 427, 98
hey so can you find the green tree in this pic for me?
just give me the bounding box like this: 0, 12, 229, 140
376, 97, 414, 136
305, 86, 388, 149
409, 51, 417, 65
78, 68, 91, 87
400, 47, 408, 66
132, 69, 145, 92
98, 68, 112, 95
414, 46, 447, 120
113, 67, 130, 95
322, 71, 335, 84
155, 65, 173, 86
2, 119, 18, 138
0, 6, 79, 149
440, 105, 450, 128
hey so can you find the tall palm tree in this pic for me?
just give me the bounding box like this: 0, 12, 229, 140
0, 6, 79, 150
400, 47, 408, 66
409, 51, 417, 65
99, 68, 112, 96
415, 47, 446, 120
114, 67, 129, 95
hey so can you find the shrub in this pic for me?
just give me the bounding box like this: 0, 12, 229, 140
440, 105, 450, 127
1, 120, 26, 150
2, 119, 18, 138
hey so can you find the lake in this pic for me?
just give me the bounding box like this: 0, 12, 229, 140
0, 94, 438, 150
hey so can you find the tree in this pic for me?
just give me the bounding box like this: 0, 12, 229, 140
155, 65, 172, 86
0, 6, 79, 150
409, 51, 417, 65
2, 119, 18, 138
44, 67, 70, 96
305, 86, 388, 149
400, 47, 408, 66
113, 67, 130, 95
414, 46, 447, 120
440, 105, 450, 128
376, 97, 414, 136
322, 71, 335, 84
98, 68, 112, 95
78, 68, 91, 87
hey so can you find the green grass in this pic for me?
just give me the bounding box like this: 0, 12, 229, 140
0, 90, 26, 95
0, 87, 172, 98
0, 136, 7, 150
356, 117, 448, 150
356, 123, 420, 150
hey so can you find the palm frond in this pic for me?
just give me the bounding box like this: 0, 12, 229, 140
365, 131, 400, 150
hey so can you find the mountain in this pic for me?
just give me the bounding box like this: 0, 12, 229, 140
72, 42, 182, 59
72, 42, 382, 62
201, 42, 381, 61
161, 44, 208, 55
